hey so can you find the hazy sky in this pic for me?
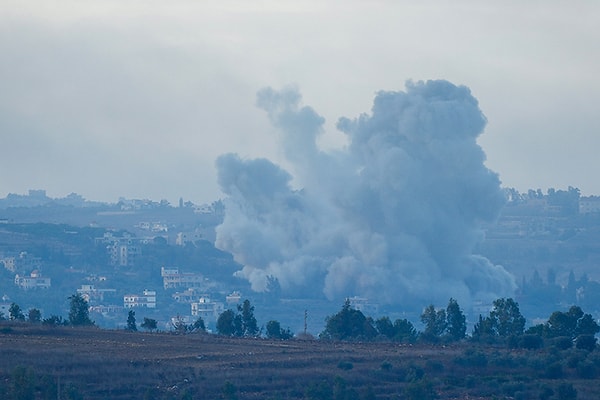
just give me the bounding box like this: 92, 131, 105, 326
1, 1, 598, 204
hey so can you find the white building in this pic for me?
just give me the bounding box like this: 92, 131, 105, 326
175, 231, 203, 246
191, 296, 224, 321
124, 289, 156, 308
161, 267, 204, 289
96, 233, 142, 267
77, 284, 116, 302
14, 270, 51, 290
172, 287, 205, 303
226, 291, 242, 304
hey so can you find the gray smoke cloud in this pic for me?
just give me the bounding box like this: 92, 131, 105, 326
215, 80, 516, 308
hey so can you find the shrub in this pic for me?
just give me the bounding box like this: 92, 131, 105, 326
538, 384, 554, 400
404, 365, 425, 382
425, 359, 444, 373
575, 334, 597, 352
305, 381, 332, 400
222, 381, 238, 400
576, 360, 597, 379
556, 382, 577, 400
403, 379, 436, 400
552, 336, 573, 350
502, 381, 525, 397
519, 334, 543, 349
337, 361, 353, 371
544, 362, 563, 379
380, 360, 392, 371
454, 348, 488, 368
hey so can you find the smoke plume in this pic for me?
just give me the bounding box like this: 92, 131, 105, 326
215, 80, 515, 308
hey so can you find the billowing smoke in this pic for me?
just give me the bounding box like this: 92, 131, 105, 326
215, 80, 516, 309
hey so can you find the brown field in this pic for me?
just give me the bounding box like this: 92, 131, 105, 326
1, 322, 598, 399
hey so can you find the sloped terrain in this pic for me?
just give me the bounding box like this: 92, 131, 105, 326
1, 323, 598, 399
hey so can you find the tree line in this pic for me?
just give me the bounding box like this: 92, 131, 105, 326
0, 293, 94, 327
3, 294, 599, 351
319, 297, 599, 351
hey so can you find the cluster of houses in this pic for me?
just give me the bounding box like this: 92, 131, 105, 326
72, 267, 241, 328
0, 249, 240, 328
1, 252, 52, 290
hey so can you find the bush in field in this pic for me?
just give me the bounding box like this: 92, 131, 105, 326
141, 317, 157, 332
544, 362, 564, 379
576, 360, 597, 379
266, 320, 293, 340
556, 382, 577, 400
403, 379, 436, 400
454, 348, 488, 368
9, 366, 35, 400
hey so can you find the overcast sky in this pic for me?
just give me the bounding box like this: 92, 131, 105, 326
1, 1, 598, 204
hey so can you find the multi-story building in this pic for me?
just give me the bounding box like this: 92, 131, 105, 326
123, 290, 156, 308
175, 231, 203, 246
172, 287, 205, 303
14, 270, 51, 290
226, 291, 242, 305
1, 252, 41, 273
191, 296, 224, 322
76, 284, 117, 303
96, 233, 143, 267
161, 267, 204, 289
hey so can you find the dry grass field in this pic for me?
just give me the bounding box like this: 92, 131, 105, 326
1, 322, 598, 399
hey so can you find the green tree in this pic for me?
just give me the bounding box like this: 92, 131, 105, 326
42, 315, 66, 326
216, 309, 238, 336
490, 298, 525, 337
393, 318, 418, 343
9, 303, 25, 321
445, 298, 466, 341
27, 308, 42, 323
126, 310, 137, 331
141, 317, 157, 332
68, 293, 94, 326
238, 299, 259, 337
191, 316, 206, 333
420, 305, 446, 342
472, 314, 496, 342
266, 320, 293, 339
576, 334, 597, 352
545, 305, 598, 339
375, 316, 395, 339
321, 299, 376, 340
576, 313, 600, 336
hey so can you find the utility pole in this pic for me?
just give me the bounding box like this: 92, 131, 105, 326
304, 309, 307, 335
